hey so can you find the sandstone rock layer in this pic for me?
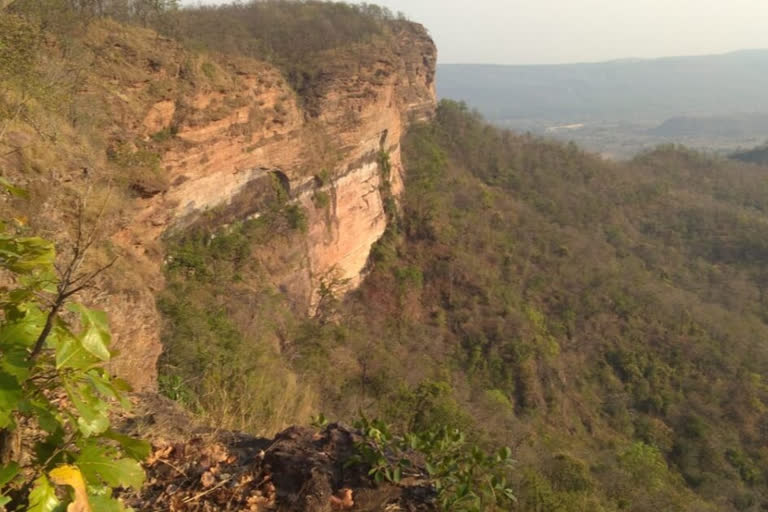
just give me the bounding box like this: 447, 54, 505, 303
107, 24, 437, 389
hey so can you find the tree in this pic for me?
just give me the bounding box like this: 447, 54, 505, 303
0, 183, 147, 511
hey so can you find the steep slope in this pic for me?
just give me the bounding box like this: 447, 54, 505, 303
7, 5, 768, 511
0, 13, 436, 391
109, 20, 435, 389
157, 99, 768, 510
340, 104, 768, 511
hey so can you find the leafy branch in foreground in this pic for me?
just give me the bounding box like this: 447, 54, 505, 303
347, 416, 516, 511
0, 184, 147, 511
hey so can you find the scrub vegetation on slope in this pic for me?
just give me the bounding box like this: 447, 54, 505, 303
161, 100, 768, 511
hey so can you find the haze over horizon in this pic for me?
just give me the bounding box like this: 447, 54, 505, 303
344, 0, 768, 65
437, 47, 768, 67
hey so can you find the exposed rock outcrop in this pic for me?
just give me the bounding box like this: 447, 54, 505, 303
105, 24, 437, 389
123, 418, 436, 511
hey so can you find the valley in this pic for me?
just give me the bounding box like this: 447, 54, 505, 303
2, 2, 768, 511
438, 52, 768, 158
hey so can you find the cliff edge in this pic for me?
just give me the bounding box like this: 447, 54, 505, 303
100, 22, 437, 389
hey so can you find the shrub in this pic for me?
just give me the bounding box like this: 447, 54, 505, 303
312, 190, 330, 209
348, 416, 516, 511
107, 141, 168, 197
200, 61, 216, 79
284, 204, 308, 232
547, 454, 592, 493
158, 203, 317, 435
0, 184, 147, 510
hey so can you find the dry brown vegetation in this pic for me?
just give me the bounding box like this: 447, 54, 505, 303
6, 2, 768, 510
160, 101, 768, 511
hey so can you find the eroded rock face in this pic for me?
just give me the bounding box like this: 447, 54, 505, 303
108, 24, 437, 390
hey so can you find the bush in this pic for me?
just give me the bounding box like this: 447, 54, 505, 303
200, 61, 216, 79
107, 141, 168, 197
348, 416, 516, 511
158, 203, 316, 435
312, 190, 330, 209
0, 184, 146, 510
548, 454, 592, 493
284, 204, 308, 232
0, 14, 40, 81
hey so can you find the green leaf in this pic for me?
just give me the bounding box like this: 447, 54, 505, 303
65, 382, 110, 437
103, 430, 151, 460
0, 177, 28, 198
25, 399, 63, 434
0, 371, 21, 428
53, 323, 100, 370
0, 462, 19, 487
110, 377, 132, 393
79, 325, 111, 361
86, 371, 131, 409
27, 475, 62, 512
89, 493, 129, 512
0, 304, 46, 348
0, 236, 55, 274
0, 495, 10, 507
0, 345, 31, 381
68, 304, 111, 361
76, 443, 145, 490
34, 431, 66, 467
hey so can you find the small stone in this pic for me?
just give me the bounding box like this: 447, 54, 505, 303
201, 471, 216, 488
330, 488, 354, 510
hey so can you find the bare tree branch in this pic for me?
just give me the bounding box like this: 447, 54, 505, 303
27, 187, 117, 361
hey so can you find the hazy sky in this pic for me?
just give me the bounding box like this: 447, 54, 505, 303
348, 0, 768, 65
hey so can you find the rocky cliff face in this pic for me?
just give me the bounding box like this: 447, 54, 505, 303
106, 24, 437, 390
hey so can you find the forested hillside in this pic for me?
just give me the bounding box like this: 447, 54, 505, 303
4, 1, 768, 510
161, 99, 768, 511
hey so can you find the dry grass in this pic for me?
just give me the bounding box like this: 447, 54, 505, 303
197, 364, 317, 438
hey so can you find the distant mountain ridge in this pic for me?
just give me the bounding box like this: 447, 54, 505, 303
437, 49, 768, 123
650, 113, 768, 137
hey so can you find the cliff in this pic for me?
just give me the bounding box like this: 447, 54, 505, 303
96, 22, 437, 389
